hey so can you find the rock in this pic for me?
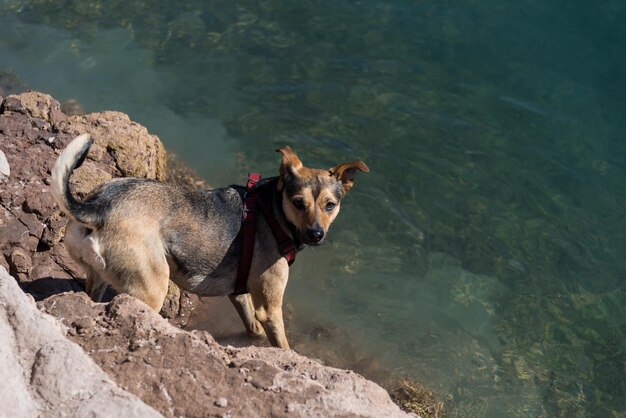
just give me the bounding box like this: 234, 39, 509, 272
2, 91, 66, 125
0, 149, 9, 181
60, 99, 85, 116
159, 280, 200, 327
167, 152, 207, 189
56, 111, 167, 182
8, 248, 32, 275
0, 266, 163, 417
40, 292, 411, 418
0, 210, 29, 244
0, 91, 191, 321
215, 397, 229, 408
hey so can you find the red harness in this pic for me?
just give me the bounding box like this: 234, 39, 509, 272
233, 173, 297, 295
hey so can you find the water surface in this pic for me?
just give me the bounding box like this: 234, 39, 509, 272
1, 1, 625, 416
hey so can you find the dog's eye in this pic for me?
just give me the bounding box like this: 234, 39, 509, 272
325, 202, 336, 212
292, 198, 305, 210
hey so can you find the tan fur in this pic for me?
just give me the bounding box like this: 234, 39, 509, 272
54, 135, 368, 349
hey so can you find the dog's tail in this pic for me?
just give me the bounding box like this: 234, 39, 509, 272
51, 133, 100, 226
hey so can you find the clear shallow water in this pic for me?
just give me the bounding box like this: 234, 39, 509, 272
2, 1, 625, 416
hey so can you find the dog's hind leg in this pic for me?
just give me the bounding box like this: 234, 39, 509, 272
229, 293, 266, 337
63, 221, 112, 303
121, 259, 170, 312
84, 267, 110, 302
101, 232, 171, 312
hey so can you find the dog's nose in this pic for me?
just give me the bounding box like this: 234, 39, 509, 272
307, 227, 324, 243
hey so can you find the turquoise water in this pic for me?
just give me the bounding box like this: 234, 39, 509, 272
2, 1, 625, 416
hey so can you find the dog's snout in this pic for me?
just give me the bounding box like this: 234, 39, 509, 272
307, 227, 324, 243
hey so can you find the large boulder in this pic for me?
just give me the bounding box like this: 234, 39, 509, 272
40, 290, 410, 418
0, 266, 163, 417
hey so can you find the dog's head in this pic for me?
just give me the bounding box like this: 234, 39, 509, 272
276, 146, 368, 246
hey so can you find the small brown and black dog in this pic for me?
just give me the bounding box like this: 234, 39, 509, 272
52, 134, 368, 349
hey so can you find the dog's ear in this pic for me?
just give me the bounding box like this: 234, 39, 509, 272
276, 146, 303, 179
329, 161, 369, 193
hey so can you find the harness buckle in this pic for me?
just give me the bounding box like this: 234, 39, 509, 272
246, 172, 261, 191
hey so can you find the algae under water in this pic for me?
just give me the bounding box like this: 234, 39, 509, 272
1, 1, 625, 416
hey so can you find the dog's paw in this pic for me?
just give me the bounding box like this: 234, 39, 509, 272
247, 322, 267, 338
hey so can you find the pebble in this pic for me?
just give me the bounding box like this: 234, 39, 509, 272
214, 397, 228, 408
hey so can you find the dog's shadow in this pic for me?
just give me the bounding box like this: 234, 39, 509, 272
20, 277, 115, 302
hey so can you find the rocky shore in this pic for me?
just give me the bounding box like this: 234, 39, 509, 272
0, 91, 414, 417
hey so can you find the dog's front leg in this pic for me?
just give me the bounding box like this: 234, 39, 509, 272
255, 303, 289, 349
249, 263, 290, 349
254, 305, 289, 349
228, 293, 266, 338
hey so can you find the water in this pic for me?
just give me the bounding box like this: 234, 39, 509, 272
2, 1, 625, 416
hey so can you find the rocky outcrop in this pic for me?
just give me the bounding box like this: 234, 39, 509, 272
0, 91, 194, 321
0, 91, 164, 282
0, 266, 163, 417
40, 291, 409, 418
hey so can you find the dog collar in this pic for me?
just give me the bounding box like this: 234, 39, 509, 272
233, 173, 297, 295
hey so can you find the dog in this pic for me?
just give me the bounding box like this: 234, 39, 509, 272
51, 134, 368, 349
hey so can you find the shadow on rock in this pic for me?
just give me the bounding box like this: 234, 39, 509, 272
20, 277, 86, 301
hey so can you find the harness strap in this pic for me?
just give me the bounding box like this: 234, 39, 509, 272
233, 173, 261, 295
233, 173, 297, 295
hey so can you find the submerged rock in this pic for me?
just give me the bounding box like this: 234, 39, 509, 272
60, 99, 85, 116
0, 69, 24, 97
